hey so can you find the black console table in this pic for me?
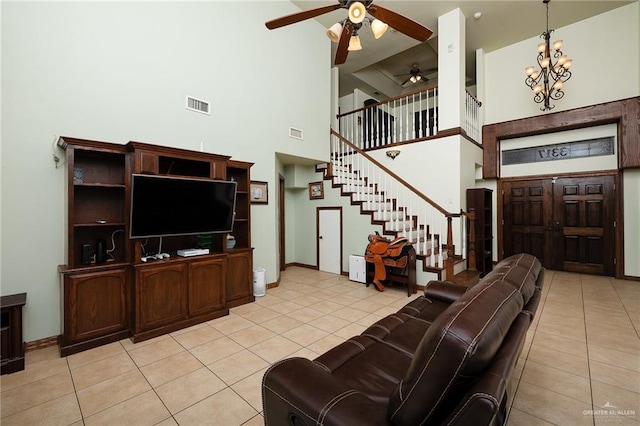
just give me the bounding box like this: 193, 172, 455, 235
1, 293, 27, 375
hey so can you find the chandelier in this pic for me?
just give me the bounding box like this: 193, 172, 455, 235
524, 0, 572, 111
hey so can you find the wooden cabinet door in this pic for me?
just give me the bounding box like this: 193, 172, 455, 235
189, 258, 226, 316
135, 263, 187, 332
226, 250, 253, 306
64, 268, 128, 343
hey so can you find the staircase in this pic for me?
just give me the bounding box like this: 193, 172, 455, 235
324, 130, 477, 283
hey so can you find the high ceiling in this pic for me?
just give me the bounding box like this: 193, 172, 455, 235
289, 0, 634, 99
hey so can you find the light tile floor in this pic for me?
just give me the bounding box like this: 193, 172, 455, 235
1, 267, 639, 425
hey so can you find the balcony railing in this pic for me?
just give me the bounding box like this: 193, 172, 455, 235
337, 85, 482, 149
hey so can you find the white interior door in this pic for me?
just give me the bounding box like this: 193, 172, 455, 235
318, 208, 341, 274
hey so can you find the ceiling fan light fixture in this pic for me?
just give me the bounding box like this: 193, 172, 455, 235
348, 1, 366, 24
370, 18, 388, 39
348, 35, 362, 51
326, 22, 343, 43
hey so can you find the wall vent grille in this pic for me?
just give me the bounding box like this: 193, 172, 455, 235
289, 127, 303, 140
186, 96, 210, 115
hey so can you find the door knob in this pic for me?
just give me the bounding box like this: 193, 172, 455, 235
554, 222, 561, 232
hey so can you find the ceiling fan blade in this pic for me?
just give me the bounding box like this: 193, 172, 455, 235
334, 20, 352, 65
401, 77, 411, 85
368, 4, 432, 42
265, 3, 341, 30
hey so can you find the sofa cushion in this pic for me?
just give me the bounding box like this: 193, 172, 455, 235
361, 313, 433, 357
314, 335, 412, 404
397, 295, 452, 323
387, 278, 524, 425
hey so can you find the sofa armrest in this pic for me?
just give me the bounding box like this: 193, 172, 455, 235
263, 357, 389, 426
423, 280, 468, 303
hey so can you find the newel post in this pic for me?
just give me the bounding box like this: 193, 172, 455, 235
446, 216, 454, 280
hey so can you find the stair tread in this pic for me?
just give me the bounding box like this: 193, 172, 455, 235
328, 159, 466, 281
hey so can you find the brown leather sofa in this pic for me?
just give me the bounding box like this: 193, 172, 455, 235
262, 253, 544, 426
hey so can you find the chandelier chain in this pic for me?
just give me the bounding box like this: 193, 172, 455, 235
524, 0, 573, 111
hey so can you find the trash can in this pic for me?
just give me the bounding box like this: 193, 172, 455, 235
253, 267, 266, 297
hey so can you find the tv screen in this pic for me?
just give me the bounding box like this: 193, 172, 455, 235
130, 174, 236, 239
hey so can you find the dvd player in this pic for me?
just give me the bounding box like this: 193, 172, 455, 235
177, 248, 210, 257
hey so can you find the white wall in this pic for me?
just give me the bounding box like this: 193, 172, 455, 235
367, 137, 462, 211
438, 8, 465, 130
485, 3, 639, 124
1, 1, 331, 342
623, 169, 640, 277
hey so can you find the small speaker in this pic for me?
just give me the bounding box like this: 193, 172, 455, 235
96, 239, 107, 264
81, 244, 92, 265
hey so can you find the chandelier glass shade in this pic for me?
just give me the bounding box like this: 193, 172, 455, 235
524, 0, 572, 111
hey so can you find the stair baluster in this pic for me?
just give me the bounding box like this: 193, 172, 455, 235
329, 130, 471, 280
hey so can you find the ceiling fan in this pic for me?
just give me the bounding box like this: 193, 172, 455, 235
265, 1, 432, 66
395, 64, 437, 85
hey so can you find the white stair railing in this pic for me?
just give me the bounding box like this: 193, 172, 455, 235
337, 86, 482, 148
330, 130, 472, 278
464, 92, 482, 143
338, 85, 440, 150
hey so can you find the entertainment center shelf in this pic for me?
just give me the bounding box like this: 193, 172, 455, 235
58, 137, 254, 356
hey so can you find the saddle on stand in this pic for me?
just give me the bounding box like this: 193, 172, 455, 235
365, 233, 412, 292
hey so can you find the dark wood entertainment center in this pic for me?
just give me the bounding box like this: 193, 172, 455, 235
58, 137, 254, 356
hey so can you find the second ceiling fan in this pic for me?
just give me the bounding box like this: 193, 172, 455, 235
265, 1, 432, 65
396, 64, 437, 86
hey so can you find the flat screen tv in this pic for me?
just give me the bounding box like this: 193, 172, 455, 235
130, 174, 236, 239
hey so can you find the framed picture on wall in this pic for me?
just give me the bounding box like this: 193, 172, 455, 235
250, 181, 268, 204
308, 181, 324, 200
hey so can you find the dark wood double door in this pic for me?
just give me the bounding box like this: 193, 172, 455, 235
502, 174, 616, 276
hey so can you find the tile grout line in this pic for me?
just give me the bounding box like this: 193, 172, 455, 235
609, 277, 640, 340
504, 270, 552, 425
140, 334, 206, 425
580, 274, 597, 426
64, 354, 87, 425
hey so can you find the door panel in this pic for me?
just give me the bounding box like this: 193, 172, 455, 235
503, 175, 615, 276
318, 208, 342, 274
552, 176, 614, 275
502, 179, 552, 267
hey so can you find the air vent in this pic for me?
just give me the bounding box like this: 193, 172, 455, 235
186, 96, 210, 115
289, 127, 303, 140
